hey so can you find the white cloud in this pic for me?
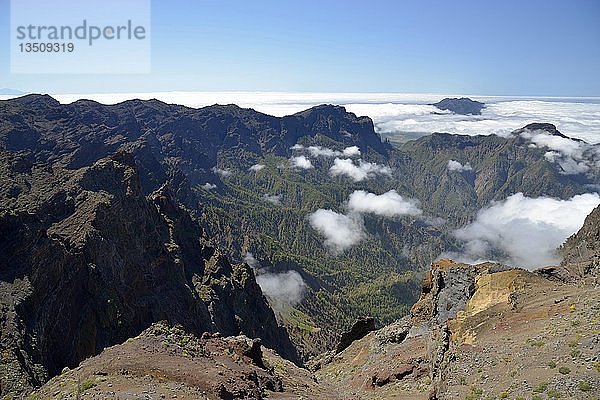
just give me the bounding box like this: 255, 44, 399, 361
202, 183, 217, 190
306, 145, 339, 158
308, 190, 421, 253
263, 194, 282, 205
212, 167, 232, 177
349, 100, 600, 145
249, 163, 265, 172
308, 209, 365, 253
243, 251, 260, 268
518, 128, 599, 175
329, 158, 392, 182
342, 146, 361, 157
451, 192, 600, 269
291, 144, 361, 159
447, 159, 473, 172
348, 190, 422, 217
289, 155, 313, 169
256, 270, 307, 307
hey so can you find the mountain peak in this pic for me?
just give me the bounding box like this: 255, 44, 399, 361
4, 93, 60, 108
431, 97, 485, 115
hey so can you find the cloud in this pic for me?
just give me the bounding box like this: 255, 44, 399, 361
291, 144, 361, 158
212, 167, 232, 177
307, 209, 365, 253
346, 100, 600, 145
308, 190, 421, 253
450, 192, 600, 269
347, 190, 422, 217
517, 128, 599, 175
263, 194, 282, 205
342, 146, 361, 157
289, 155, 313, 169
202, 183, 217, 190
447, 159, 473, 172
256, 270, 307, 307
243, 251, 306, 307
243, 251, 260, 268
329, 158, 392, 181
249, 163, 265, 172
307, 145, 340, 157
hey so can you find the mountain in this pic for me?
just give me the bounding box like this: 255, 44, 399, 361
0, 151, 297, 397
1, 94, 599, 397
431, 97, 485, 115
392, 124, 596, 226
560, 204, 600, 275
1, 94, 599, 377
0, 88, 25, 96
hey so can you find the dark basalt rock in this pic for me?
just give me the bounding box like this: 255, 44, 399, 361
335, 317, 376, 353
0, 152, 298, 397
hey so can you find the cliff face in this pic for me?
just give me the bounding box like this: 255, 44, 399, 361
0, 152, 297, 397
313, 259, 600, 399
561, 204, 600, 273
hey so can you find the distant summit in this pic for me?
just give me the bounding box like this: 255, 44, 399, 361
0, 88, 26, 96
431, 97, 485, 115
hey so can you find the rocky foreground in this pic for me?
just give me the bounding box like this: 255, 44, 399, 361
31, 251, 600, 399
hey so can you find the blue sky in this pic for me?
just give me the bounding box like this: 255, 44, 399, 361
0, 0, 599, 96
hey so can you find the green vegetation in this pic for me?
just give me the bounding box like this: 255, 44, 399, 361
78, 380, 96, 393
533, 382, 548, 393
547, 389, 562, 399
578, 381, 592, 392
465, 386, 483, 400
283, 309, 320, 333
498, 391, 509, 399
558, 366, 571, 375
547, 360, 557, 369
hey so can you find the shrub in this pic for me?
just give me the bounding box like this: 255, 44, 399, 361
533, 382, 548, 393
558, 366, 571, 375
578, 381, 592, 392
79, 379, 96, 392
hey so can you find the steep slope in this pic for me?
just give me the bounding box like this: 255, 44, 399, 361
561, 204, 600, 273
0, 152, 297, 397
314, 260, 600, 399
393, 125, 597, 225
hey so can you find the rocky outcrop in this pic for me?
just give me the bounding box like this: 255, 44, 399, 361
335, 317, 376, 353
0, 152, 297, 397
431, 97, 485, 115
313, 257, 600, 399
560, 204, 600, 274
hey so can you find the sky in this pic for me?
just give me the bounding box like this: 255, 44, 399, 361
0, 0, 599, 96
